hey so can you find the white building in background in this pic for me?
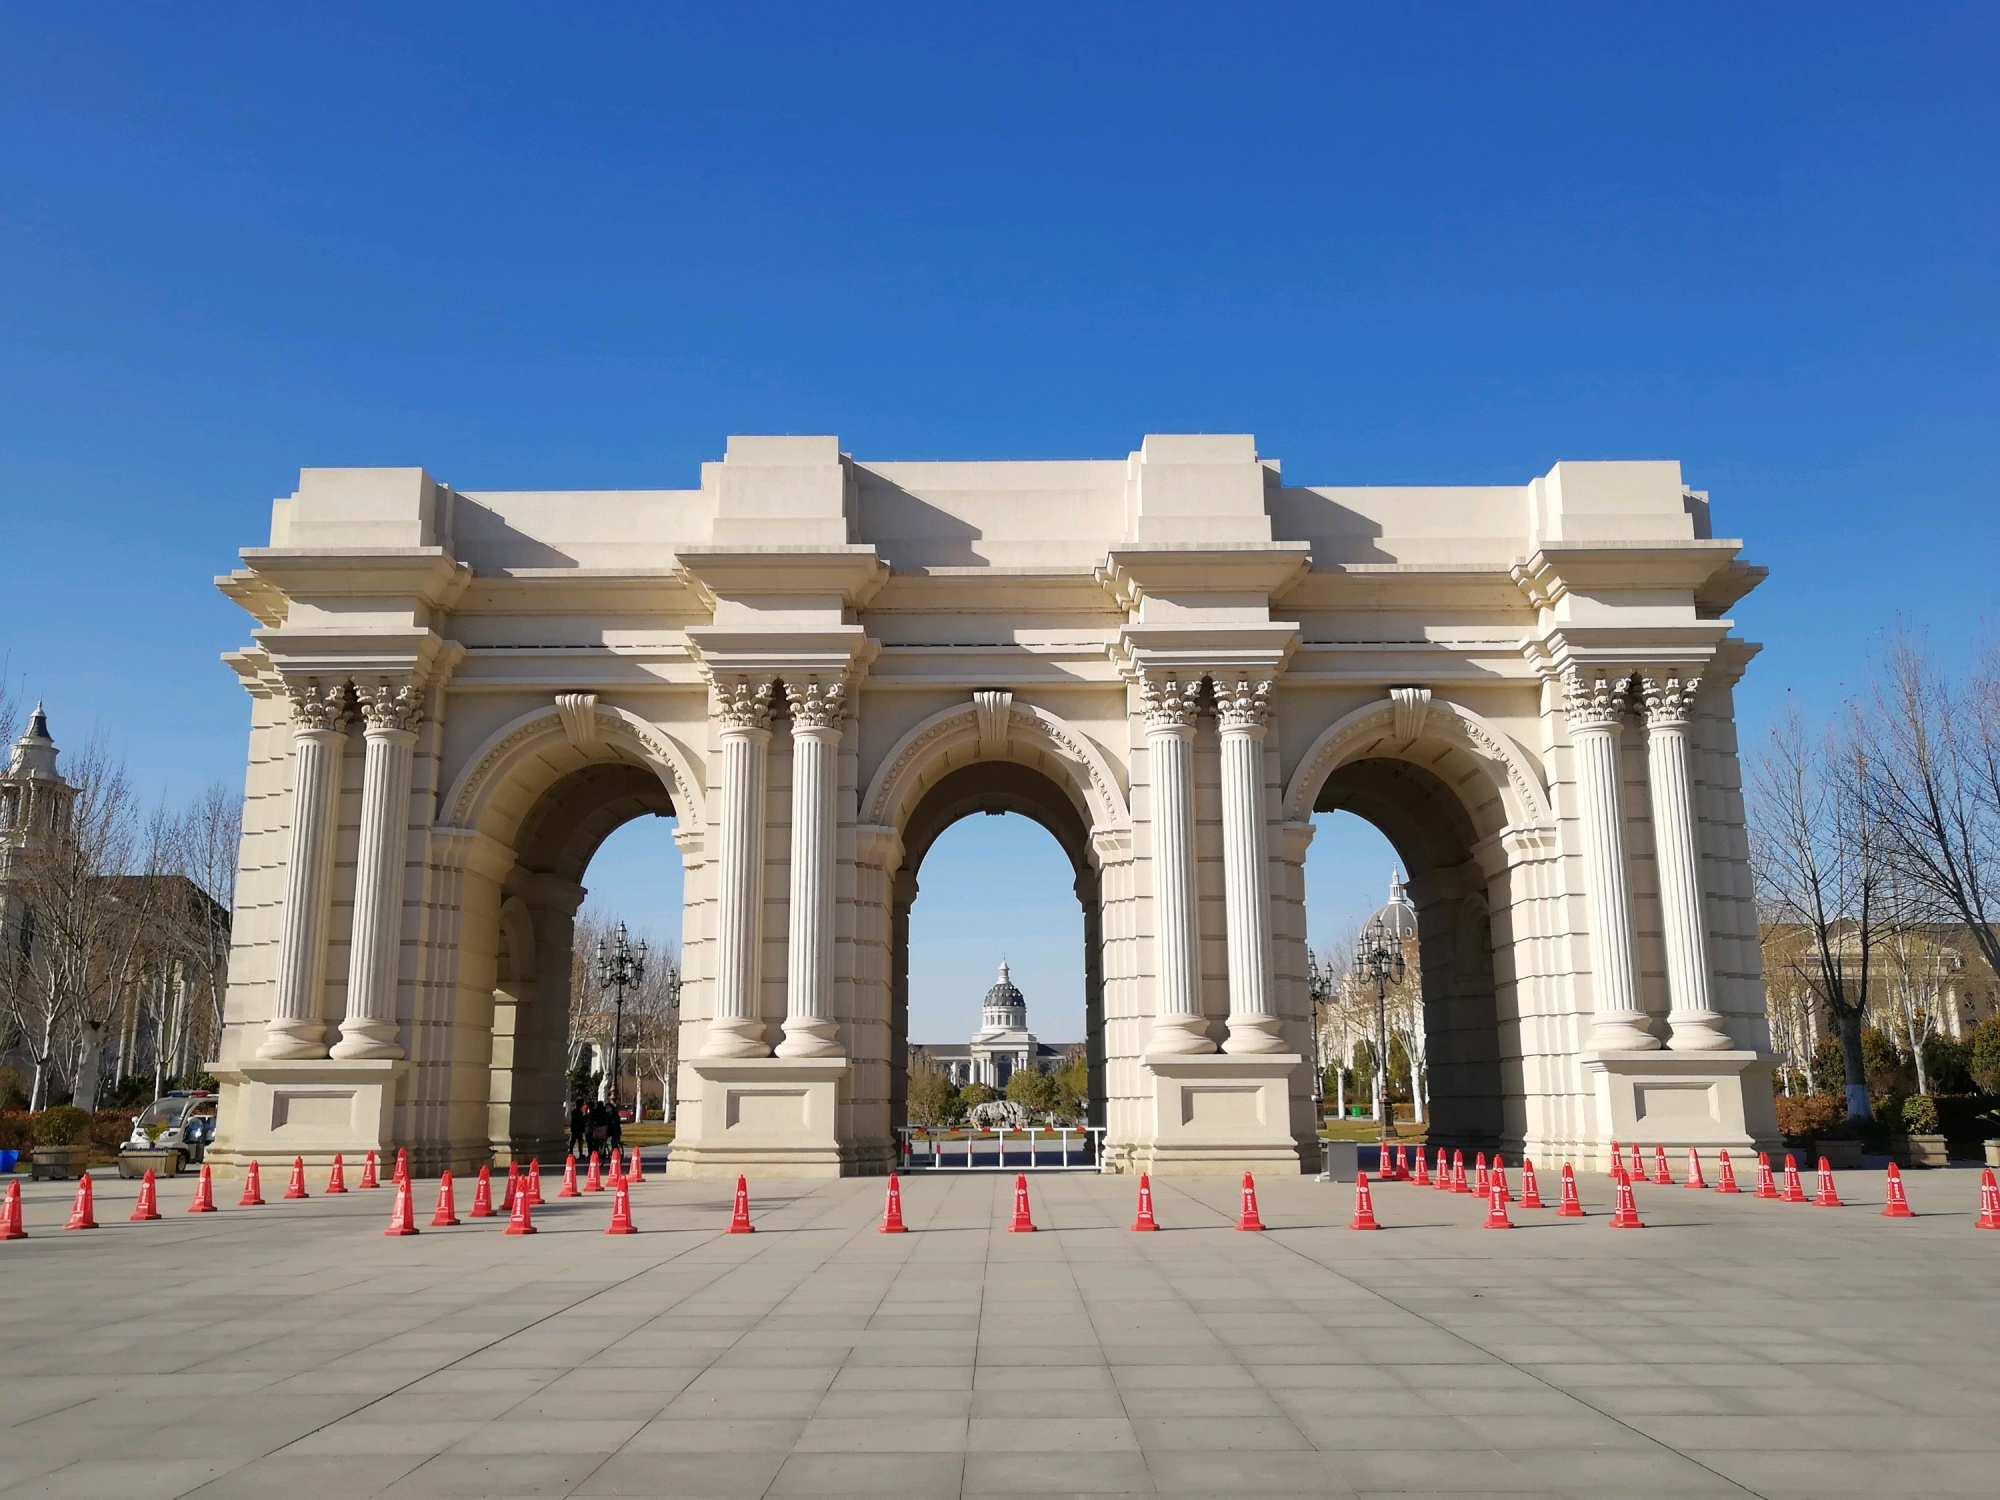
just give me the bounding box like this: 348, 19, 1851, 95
916, 961, 1070, 1090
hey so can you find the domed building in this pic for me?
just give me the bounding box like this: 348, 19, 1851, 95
1371, 872, 1418, 943
915, 960, 1068, 1089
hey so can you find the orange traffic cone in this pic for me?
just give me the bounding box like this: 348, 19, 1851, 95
1683, 1147, 1707, 1190
1609, 1171, 1644, 1229
63, 1173, 98, 1230
526, 1159, 543, 1205
1813, 1157, 1843, 1208
1450, 1150, 1469, 1194
1493, 1159, 1512, 1203
1397, 1144, 1412, 1181
559, 1154, 581, 1197
1412, 1148, 1430, 1186
1482, 1173, 1513, 1229
504, 1176, 537, 1234
238, 1161, 265, 1206
326, 1154, 347, 1194
469, 1165, 495, 1218
606, 1176, 637, 1234
1474, 1152, 1489, 1199
1556, 1162, 1585, 1217
1780, 1154, 1808, 1203
1009, 1174, 1037, 1232
1754, 1152, 1779, 1199
628, 1148, 644, 1184
131, 1168, 162, 1221
584, 1152, 604, 1193
881, 1174, 909, 1234
1976, 1169, 2000, 1230
1349, 1170, 1379, 1230
1716, 1150, 1741, 1194
0, 1179, 24, 1240
188, 1163, 217, 1213
430, 1171, 461, 1227
1650, 1145, 1673, 1186
359, 1150, 379, 1189
284, 1156, 310, 1200
1129, 1174, 1157, 1231
1520, 1158, 1543, 1209
727, 1175, 755, 1233
1432, 1148, 1449, 1190
384, 1175, 419, 1236
394, 1148, 408, 1184
1881, 1163, 1913, 1219
1235, 1172, 1265, 1231
499, 1163, 517, 1211
1607, 1141, 1621, 1178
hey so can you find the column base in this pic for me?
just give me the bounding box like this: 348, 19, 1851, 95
666, 1057, 850, 1178
1586, 1016, 1663, 1051
1143, 1014, 1218, 1057
208, 1059, 407, 1177
775, 1017, 845, 1059
1665, 1010, 1736, 1050
1221, 1015, 1289, 1054
255, 1021, 328, 1061
1133, 1053, 1304, 1176
699, 1018, 773, 1059
329, 1020, 405, 1061
1579, 1048, 1778, 1169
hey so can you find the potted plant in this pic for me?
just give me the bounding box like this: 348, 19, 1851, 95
1891, 1095, 1948, 1169
117, 1117, 184, 1179
30, 1105, 94, 1180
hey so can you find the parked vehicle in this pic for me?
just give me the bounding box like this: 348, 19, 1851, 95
128, 1092, 219, 1161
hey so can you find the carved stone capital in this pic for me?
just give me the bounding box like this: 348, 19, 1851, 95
785, 676, 847, 733
1139, 672, 1202, 731
286, 681, 352, 733
708, 674, 775, 732
1214, 678, 1273, 733
1560, 669, 1631, 734
356, 680, 423, 734
1639, 673, 1702, 729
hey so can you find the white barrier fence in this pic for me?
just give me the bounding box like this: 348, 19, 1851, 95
896, 1126, 1106, 1172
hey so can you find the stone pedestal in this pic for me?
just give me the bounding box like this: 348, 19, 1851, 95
1579, 1049, 1774, 1170
668, 1058, 852, 1178
208, 1059, 406, 1175
1138, 1053, 1304, 1175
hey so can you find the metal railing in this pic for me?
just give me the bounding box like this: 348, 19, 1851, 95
897, 1126, 1106, 1172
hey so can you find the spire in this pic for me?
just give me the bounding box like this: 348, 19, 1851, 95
997, 959, 1010, 985
1389, 869, 1406, 905
7, 703, 61, 782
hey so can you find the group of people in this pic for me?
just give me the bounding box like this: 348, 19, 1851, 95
568, 1099, 624, 1161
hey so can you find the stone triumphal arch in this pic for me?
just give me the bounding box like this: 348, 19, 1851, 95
208, 434, 1781, 1177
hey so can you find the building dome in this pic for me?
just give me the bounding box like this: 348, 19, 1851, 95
1371, 872, 1418, 942
982, 960, 1025, 1019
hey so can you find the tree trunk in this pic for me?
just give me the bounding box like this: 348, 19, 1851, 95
73, 1021, 106, 1112
1911, 1019, 1930, 1095
1836, 1007, 1872, 1122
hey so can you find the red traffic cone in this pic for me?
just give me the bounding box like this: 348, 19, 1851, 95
1881, 1163, 1913, 1219
1397, 1144, 1412, 1181
1607, 1141, 1621, 1178
584, 1152, 604, 1193
188, 1163, 217, 1213
0, 1179, 24, 1240
1450, 1150, 1470, 1194
1683, 1147, 1707, 1190
469, 1165, 495, 1218
1235, 1172, 1265, 1231
1780, 1154, 1807, 1203
881, 1174, 909, 1234
606, 1176, 637, 1234
1754, 1151, 1779, 1199
1715, 1150, 1741, 1194
1520, 1158, 1543, 1209
326, 1154, 347, 1194
1432, 1148, 1449, 1190
384, 1175, 420, 1236
628, 1148, 644, 1184
1129, 1173, 1157, 1232
63, 1173, 98, 1230
1812, 1157, 1843, 1208
238, 1161, 265, 1206
394, 1148, 408, 1184
284, 1156, 310, 1200
1976, 1169, 2000, 1230
1650, 1145, 1673, 1186
1349, 1170, 1380, 1230
504, 1175, 537, 1234
527, 1159, 543, 1204
430, 1171, 461, 1227
1493, 1159, 1512, 1203
130, 1168, 162, 1222
359, 1150, 379, 1189
499, 1163, 517, 1211
1609, 1171, 1644, 1229
1556, 1162, 1585, 1217
1412, 1148, 1430, 1186
727, 1175, 755, 1233
558, 1154, 581, 1197
1009, 1173, 1038, 1232
1483, 1173, 1513, 1229
1474, 1152, 1489, 1199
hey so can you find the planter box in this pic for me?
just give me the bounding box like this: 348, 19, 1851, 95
1891, 1134, 1948, 1169
31, 1144, 89, 1181
1987, 1139, 2000, 1169
118, 1146, 184, 1179
1810, 1139, 1865, 1170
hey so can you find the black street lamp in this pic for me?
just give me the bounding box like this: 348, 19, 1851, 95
594, 922, 647, 1109
1353, 915, 1405, 1144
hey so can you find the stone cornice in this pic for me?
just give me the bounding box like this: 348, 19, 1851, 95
676, 547, 889, 611
252, 628, 463, 692
233, 548, 472, 609
1508, 541, 1751, 612
1114, 622, 1299, 679
1096, 544, 1311, 618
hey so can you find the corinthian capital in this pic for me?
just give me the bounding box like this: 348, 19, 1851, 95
1138, 673, 1201, 731
286, 681, 352, 733
1640, 673, 1702, 729
785, 676, 847, 732
356, 680, 423, 734
1560, 669, 1631, 733
709, 674, 775, 732
1214, 678, 1273, 732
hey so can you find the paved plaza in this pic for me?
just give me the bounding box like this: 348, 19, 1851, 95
1, 1165, 1996, 1499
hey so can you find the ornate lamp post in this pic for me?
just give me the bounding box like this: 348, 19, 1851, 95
1306, 947, 1332, 1121
1353, 915, 1405, 1143
594, 922, 647, 1111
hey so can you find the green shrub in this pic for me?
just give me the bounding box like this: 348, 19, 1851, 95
1005, 1066, 1060, 1116
959, 1082, 997, 1109
906, 1065, 959, 1128
0, 1111, 33, 1151
1901, 1094, 1941, 1135
1934, 1094, 2000, 1141
31, 1105, 94, 1146
1970, 1015, 2000, 1094
1774, 1094, 1843, 1140
1921, 1035, 1975, 1095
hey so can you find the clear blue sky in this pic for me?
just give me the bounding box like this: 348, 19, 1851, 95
3, 5, 1993, 1042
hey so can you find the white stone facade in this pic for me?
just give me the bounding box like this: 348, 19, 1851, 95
207, 434, 1781, 1178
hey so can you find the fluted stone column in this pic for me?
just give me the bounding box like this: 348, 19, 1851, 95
1215, 678, 1286, 1054
1641, 672, 1733, 1050
259, 683, 350, 1060
778, 677, 845, 1058
1563, 669, 1659, 1051
1142, 675, 1215, 1056
702, 678, 774, 1059
333, 682, 421, 1060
